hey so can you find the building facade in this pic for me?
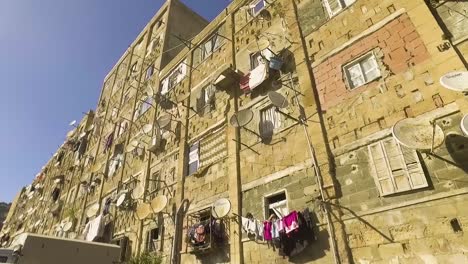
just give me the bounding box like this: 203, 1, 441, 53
1, 0, 468, 263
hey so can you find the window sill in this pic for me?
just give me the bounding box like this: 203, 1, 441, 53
326, 3, 356, 20
347, 76, 382, 91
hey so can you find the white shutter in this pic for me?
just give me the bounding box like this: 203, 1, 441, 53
400, 145, 428, 189
382, 138, 411, 192
161, 79, 169, 95
361, 55, 381, 81
368, 142, 395, 195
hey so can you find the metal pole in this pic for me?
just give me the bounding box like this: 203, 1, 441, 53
288, 73, 340, 264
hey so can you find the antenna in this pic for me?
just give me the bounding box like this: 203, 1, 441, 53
135, 203, 152, 220
69, 120, 77, 127
156, 114, 172, 130
268, 91, 289, 109
132, 185, 145, 200
229, 109, 262, 139
142, 124, 153, 135
150, 195, 168, 214
392, 118, 445, 152
86, 203, 100, 218
211, 198, 231, 219
439, 71, 468, 93
461, 114, 468, 136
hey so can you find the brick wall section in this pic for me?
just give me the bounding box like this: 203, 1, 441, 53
313, 14, 430, 110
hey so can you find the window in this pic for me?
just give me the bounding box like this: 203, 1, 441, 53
250, 51, 263, 70
109, 144, 124, 177
323, 0, 356, 17
148, 171, 161, 198
160, 61, 187, 95
145, 65, 154, 80
146, 228, 159, 252
187, 142, 199, 176
200, 33, 222, 61
123, 90, 130, 104
265, 191, 288, 219
250, 0, 266, 16
195, 84, 216, 116
344, 52, 381, 89
260, 106, 282, 137
368, 138, 428, 196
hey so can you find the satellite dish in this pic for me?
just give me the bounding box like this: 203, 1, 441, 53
271, 80, 282, 89
461, 114, 468, 136
150, 195, 168, 213
230, 109, 254, 128
63, 222, 73, 232
142, 124, 153, 134
69, 120, 77, 127
392, 118, 445, 150
33, 220, 42, 228
66, 129, 76, 138
126, 140, 139, 153
156, 115, 172, 129
53, 175, 65, 184
268, 91, 289, 109
247, 38, 270, 53
212, 198, 231, 219
440, 71, 468, 92
116, 193, 127, 207
135, 203, 151, 220
18, 214, 24, 221
86, 203, 100, 218
132, 185, 144, 200
79, 132, 87, 139
87, 124, 95, 132
90, 162, 103, 173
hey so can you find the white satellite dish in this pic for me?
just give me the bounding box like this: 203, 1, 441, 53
230, 109, 254, 128
90, 162, 103, 173
63, 222, 73, 232
126, 140, 139, 153
116, 193, 127, 207
69, 120, 77, 127
212, 198, 231, 219
440, 71, 468, 92
66, 129, 76, 139
461, 114, 468, 136
86, 203, 100, 218
142, 124, 153, 135
392, 118, 445, 150
87, 124, 95, 132
79, 132, 87, 139
135, 203, 152, 220
150, 195, 168, 213
132, 185, 144, 200
33, 220, 42, 228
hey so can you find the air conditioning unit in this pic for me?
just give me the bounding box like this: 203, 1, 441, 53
148, 134, 163, 154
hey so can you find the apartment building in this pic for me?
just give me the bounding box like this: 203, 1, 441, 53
1, 0, 467, 263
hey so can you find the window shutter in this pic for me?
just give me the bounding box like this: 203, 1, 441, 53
400, 145, 428, 189
382, 138, 411, 192
188, 142, 199, 175
343, 0, 356, 6
368, 142, 395, 195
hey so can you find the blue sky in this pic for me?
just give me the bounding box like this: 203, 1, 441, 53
0, 0, 230, 202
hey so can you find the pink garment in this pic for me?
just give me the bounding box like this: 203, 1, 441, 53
263, 221, 273, 241
282, 211, 299, 234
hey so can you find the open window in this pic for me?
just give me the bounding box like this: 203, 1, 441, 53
260, 106, 282, 139
112, 236, 130, 262
194, 84, 216, 116
146, 228, 160, 252
368, 137, 428, 196
160, 61, 187, 95
200, 33, 223, 61
108, 144, 124, 177
187, 142, 200, 176
264, 191, 288, 219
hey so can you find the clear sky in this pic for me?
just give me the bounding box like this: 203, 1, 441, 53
0, 0, 230, 202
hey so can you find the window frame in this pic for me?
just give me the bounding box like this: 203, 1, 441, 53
263, 190, 288, 219
343, 51, 381, 89
250, 0, 267, 17
368, 137, 428, 196
323, 0, 356, 18
187, 142, 200, 176
200, 33, 222, 61
138, 96, 153, 117
146, 227, 160, 252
